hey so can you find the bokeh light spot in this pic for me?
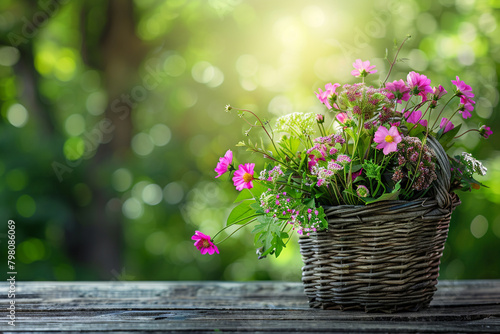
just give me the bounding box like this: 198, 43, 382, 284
63, 137, 85, 161
64, 114, 86, 136
18, 238, 45, 264
163, 182, 184, 205
7, 103, 29, 128
149, 123, 171, 146
192, 61, 214, 84
6, 169, 28, 191
16, 194, 36, 218
112, 168, 133, 192
131, 132, 155, 156
122, 197, 144, 219
163, 53, 186, 77
416, 12, 437, 35
0, 46, 20, 66
34, 48, 56, 75
54, 56, 76, 81
86, 91, 107, 116
408, 49, 429, 71
142, 183, 163, 205
470, 215, 488, 238
478, 12, 497, 33
236, 54, 259, 77
192, 61, 224, 87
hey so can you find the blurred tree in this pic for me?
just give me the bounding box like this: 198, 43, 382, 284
0, 0, 498, 282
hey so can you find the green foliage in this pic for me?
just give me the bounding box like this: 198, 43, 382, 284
0, 0, 498, 281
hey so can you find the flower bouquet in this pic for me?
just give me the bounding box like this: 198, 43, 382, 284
192, 42, 491, 312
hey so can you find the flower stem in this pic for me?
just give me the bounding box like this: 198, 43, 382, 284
430, 94, 457, 130
213, 218, 258, 244
383, 35, 411, 86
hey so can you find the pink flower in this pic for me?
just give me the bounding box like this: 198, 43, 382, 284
336, 154, 351, 164
404, 109, 428, 127
336, 112, 349, 124
352, 169, 363, 181
232, 163, 255, 191
406, 71, 433, 101
451, 76, 474, 100
479, 125, 493, 139
439, 118, 455, 133
316, 114, 324, 123
192, 231, 219, 255
308, 155, 317, 170
214, 150, 233, 178
374, 125, 402, 155
356, 185, 370, 198
459, 101, 474, 119
315, 83, 341, 109
385, 79, 410, 103
432, 85, 447, 100
351, 59, 377, 77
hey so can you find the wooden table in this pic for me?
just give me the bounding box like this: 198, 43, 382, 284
1, 280, 499, 332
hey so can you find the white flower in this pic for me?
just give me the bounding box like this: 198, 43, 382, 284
462, 152, 487, 176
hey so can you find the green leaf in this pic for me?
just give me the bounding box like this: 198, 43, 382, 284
252, 215, 284, 257
227, 200, 257, 225
362, 161, 382, 181
233, 189, 254, 203
233, 181, 268, 203
438, 123, 462, 151
364, 182, 401, 204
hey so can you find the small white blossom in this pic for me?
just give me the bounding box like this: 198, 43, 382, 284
462, 152, 487, 176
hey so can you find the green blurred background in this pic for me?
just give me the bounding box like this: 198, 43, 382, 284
0, 0, 499, 281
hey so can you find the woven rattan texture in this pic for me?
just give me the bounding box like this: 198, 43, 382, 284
299, 196, 460, 312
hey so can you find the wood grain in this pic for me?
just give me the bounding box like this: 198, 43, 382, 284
1, 280, 499, 332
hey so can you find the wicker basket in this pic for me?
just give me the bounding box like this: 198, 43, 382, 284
298, 136, 460, 313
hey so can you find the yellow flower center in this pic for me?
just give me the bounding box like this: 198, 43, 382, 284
243, 172, 254, 183
385, 135, 394, 143
202, 239, 211, 248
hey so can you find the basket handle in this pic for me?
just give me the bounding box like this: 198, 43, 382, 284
427, 135, 452, 208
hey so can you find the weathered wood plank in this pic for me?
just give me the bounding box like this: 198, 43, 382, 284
0, 280, 499, 332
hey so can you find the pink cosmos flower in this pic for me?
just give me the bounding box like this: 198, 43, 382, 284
385, 79, 410, 103
336, 112, 349, 124
232, 163, 255, 191
404, 110, 428, 127
406, 71, 433, 101
439, 118, 455, 133
351, 59, 377, 77
315, 83, 341, 109
192, 231, 219, 255
374, 125, 402, 155
451, 76, 474, 100
214, 150, 233, 178
479, 125, 493, 139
